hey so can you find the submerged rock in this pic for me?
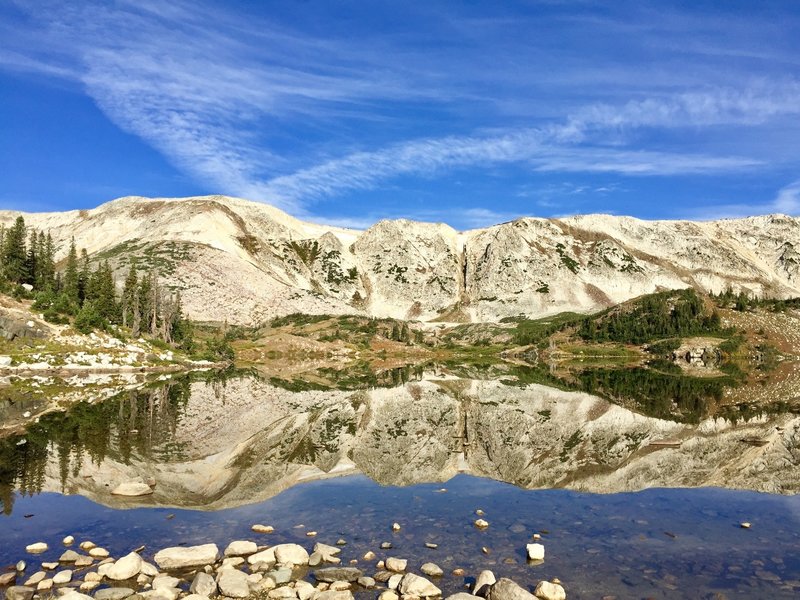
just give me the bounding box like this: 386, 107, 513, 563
94, 588, 135, 600
314, 567, 363, 583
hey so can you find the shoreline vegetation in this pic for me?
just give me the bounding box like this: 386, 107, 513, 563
2, 283, 800, 434
2, 526, 568, 600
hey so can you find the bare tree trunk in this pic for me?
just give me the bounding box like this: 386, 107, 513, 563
150, 273, 159, 337
131, 293, 141, 337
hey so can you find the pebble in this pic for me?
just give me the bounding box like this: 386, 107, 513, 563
452, 568, 465, 576
357, 577, 375, 588
79, 582, 101, 593
476, 509, 485, 516
741, 522, 752, 529
425, 543, 438, 549
89, 548, 110, 559
336, 539, 347, 546
392, 523, 401, 531
0, 573, 16, 586
379, 592, 399, 600
252, 524, 275, 534
380, 542, 392, 550
41, 563, 58, 570
63, 536, 75, 546
79, 542, 96, 551
37, 580, 53, 592
482, 547, 490, 554
475, 519, 489, 529
363, 551, 376, 561
16, 561, 25, 572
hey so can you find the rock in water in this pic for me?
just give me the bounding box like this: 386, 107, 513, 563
111, 482, 153, 496
526, 543, 545, 561
63, 536, 75, 545
59, 550, 80, 563
190, 572, 217, 597
25, 543, 47, 554
251, 524, 274, 533
107, 553, 143, 581
273, 544, 309, 566
314, 567, 363, 583
398, 573, 442, 597
0, 573, 16, 586
316, 591, 354, 600
488, 579, 536, 600
534, 581, 566, 600
421, 563, 444, 577
474, 570, 497, 597
154, 544, 219, 570
94, 588, 135, 600
385, 557, 407, 572
6, 588, 35, 600
52, 570, 72, 584
313, 543, 342, 562
218, 569, 250, 598
59, 592, 94, 600
224, 541, 258, 557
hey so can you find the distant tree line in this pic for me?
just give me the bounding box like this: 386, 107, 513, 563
712, 287, 800, 313
0, 216, 191, 347
578, 289, 722, 344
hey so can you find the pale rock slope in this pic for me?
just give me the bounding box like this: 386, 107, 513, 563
3, 195, 800, 324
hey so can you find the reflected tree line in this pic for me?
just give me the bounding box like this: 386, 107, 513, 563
0, 379, 193, 515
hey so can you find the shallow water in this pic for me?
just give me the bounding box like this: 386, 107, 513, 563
1, 368, 799, 598
3, 476, 800, 598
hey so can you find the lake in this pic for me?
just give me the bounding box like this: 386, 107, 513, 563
1, 367, 799, 599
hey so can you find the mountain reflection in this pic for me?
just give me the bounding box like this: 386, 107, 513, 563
1, 366, 798, 514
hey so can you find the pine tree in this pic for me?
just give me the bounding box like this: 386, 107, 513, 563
122, 267, 138, 328
64, 238, 80, 303
2, 216, 27, 284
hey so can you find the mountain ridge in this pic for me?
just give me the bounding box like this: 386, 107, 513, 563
2, 195, 799, 325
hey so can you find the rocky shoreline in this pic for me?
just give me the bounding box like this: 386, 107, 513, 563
0, 528, 567, 600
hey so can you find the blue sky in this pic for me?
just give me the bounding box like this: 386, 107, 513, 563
1, 0, 800, 229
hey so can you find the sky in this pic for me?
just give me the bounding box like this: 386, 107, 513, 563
1, 0, 800, 230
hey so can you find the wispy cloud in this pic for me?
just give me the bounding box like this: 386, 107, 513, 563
2, 0, 800, 220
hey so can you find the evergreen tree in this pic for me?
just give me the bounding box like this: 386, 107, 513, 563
63, 238, 80, 304
122, 267, 138, 328
2, 216, 27, 284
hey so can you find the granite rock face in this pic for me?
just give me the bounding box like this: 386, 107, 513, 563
5, 195, 800, 324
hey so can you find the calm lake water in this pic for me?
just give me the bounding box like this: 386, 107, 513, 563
1, 367, 799, 599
